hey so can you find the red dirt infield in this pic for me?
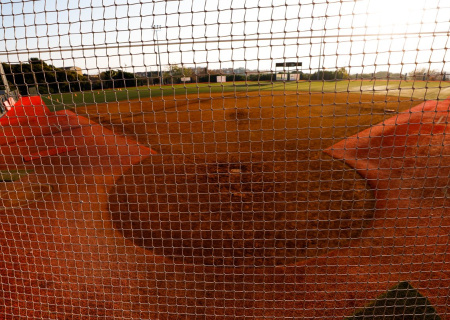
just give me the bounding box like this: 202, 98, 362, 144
0, 94, 448, 319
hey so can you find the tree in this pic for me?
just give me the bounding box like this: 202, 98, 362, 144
100, 69, 142, 88
100, 70, 118, 89
165, 64, 193, 83
409, 67, 428, 80
336, 67, 349, 79
168, 64, 193, 77
114, 70, 136, 88
428, 69, 443, 81
2, 58, 89, 94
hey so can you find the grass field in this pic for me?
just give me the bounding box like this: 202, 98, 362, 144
42, 79, 450, 111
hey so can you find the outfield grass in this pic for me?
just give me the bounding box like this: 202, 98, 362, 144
41, 79, 450, 111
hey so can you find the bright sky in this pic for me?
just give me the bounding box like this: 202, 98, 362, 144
0, 0, 448, 75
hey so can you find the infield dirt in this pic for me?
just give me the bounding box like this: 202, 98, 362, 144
77, 91, 419, 267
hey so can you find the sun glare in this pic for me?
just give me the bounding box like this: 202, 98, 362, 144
364, 0, 439, 30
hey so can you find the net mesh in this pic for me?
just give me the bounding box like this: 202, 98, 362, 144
0, 0, 449, 319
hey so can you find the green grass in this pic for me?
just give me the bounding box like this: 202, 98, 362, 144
0, 169, 33, 182
40, 80, 450, 111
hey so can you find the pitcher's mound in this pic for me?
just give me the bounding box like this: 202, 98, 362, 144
109, 152, 375, 267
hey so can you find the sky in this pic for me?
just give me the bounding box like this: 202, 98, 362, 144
0, 0, 448, 75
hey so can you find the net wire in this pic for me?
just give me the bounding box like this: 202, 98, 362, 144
0, 0, 449, 319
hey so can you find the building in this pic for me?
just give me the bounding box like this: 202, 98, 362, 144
276, 73, 300, 81
63, 66, 83, 76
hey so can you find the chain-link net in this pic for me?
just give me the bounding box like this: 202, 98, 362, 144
0, 0, 449, 319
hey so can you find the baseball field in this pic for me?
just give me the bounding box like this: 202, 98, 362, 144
3, 81, 449, 318
43, 79, 450, 110
72, 82, 424, 267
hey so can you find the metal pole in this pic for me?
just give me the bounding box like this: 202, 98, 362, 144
317, 38, 323, 80
152, 25, 163, 85
0, 62, 10, 96
317, 17, 325, 81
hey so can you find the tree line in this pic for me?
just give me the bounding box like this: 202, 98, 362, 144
170, 66, 350, 82
1, 58, 148, 95
1, 59, 353, 96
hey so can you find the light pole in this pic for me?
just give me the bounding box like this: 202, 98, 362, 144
152, 25, 163, 85
317, 17, 326, 81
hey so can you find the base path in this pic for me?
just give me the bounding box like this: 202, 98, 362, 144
0, 97, 157, 318
321, 98, 450, 318
1, 96, 449, 319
